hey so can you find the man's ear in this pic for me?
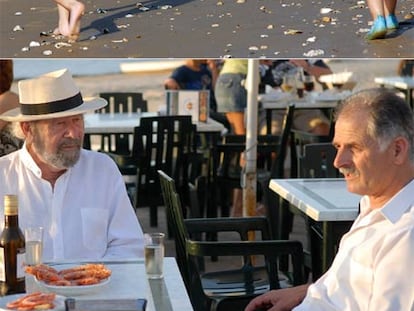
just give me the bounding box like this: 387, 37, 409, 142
392, 136, 409, 165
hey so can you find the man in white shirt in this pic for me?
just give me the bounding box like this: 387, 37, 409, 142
0, 68, 144, 261
246, 88, 414, 311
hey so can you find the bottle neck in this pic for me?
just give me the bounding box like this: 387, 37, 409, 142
4, 214, 18, 228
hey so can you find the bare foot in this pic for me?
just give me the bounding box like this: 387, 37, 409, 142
68, 1, 84, 39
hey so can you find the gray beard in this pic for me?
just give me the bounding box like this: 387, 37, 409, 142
32, 136, 81, 170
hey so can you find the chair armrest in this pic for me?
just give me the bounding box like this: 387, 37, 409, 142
184, 216, 271, 240
186, 239, 306, 287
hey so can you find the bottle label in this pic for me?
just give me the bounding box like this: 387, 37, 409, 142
0, 248, 5, 281
17, 248, 25, 279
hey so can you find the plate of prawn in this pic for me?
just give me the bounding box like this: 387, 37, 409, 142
0, 292, 65, 311
26, 263, 111, 296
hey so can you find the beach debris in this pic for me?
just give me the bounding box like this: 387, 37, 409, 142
55, 42, 72, 48
349, 1, 365, 10
217, 1, 224, 5
112, 38, 128, 43
236, 0, 246, 3
14, 11, 22, 16
13, 25, 23, 32
96, 8, 107, 14
260, 34, 269, 38
125, 14, 134, 18
321, 16, 332, 23
211, 24, 220, 28
117, 24, 129, 29
158, 5, 172, 10
42, 50, 53, 56
260, 6, 271, 13
284, 29, 302, 35
89, 35, 97, 40
267, 24, 274, 29
137, 3, 150, 12
306, 36, 316, 43
29, 41, 41, 47
303, 49, 325, 57
21, 47, 30, 52
320, 8, 332, 14
248, 46, 259, 51
404, 13, 414, 20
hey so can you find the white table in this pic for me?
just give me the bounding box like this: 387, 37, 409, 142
84, 112, 225, 134
374, 76, 414, 109
259, 91, 350, 134
28, 258, 193, 311
269, 178, 361, 278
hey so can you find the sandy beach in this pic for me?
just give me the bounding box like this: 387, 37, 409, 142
1, 0, 413, 58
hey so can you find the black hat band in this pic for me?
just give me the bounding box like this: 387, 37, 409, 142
20, 92, 83, 115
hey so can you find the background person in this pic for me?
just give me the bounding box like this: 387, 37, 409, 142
365, 0, 399, 40
0, 68, 144, 261
245, 88, 414, 311
52, 0, 85, 41
259, 59, 332, 136
0, 59, 23, 157
164, 59, 230, 130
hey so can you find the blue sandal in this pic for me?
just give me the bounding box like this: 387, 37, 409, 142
366, 15, 387, 40
385, 14, 399, 30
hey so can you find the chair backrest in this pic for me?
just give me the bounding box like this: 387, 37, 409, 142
96, 92, 148, 154
133, 116, 196, 209
98, 92, 148, 114
300, 143, 338, 178
289, 129, 332, 178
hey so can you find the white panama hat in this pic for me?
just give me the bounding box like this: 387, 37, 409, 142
0, 68, 107, 122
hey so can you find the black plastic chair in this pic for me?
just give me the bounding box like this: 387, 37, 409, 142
110, 115, 197, 228
96, 92, 148, 154
158, 170, 306, 311
211, 104, 295, 219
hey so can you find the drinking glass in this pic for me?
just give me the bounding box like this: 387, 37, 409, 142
24, 227, 44, 266
144, 233, 165, 279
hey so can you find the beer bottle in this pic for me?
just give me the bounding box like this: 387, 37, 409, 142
0, 195, 26, 296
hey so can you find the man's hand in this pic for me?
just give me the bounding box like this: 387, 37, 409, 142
244, 284, 309, 311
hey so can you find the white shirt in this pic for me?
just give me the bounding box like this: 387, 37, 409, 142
295, 179, 414, 311
0, 145, 144, 261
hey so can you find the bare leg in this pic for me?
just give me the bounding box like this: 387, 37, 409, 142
54, 4, 70, 36
366, 0, 387, 39
384, 0, 397, 15
52, 0, 84, 40
225, 112, 246, 217
384, 0, 399, 29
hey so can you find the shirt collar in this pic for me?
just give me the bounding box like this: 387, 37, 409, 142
19, 142, 43, 178
360, 179, 414, 224
380, 179, 414, 224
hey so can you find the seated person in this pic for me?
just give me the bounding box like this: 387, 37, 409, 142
246, 88, 414, 311
259, 59, 332, 136
0, 60, 23, 157
0, 68, 145, 261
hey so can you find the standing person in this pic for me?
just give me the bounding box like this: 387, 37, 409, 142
0, 68, 145, 261
164, 59, 230, 130
0, 59, 23, 157
245, 88, 414, 311
214, 59, 248, 217
215, 59, 248, 136
365, 0, 399, 40
52, 0, 85, 41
